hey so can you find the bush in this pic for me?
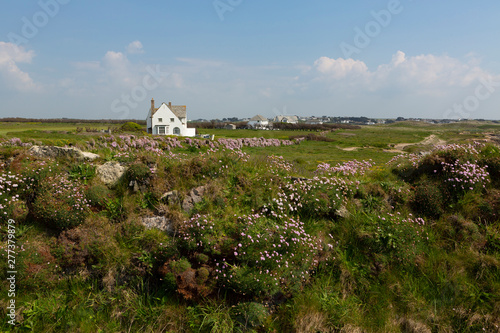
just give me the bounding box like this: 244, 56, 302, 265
121, 122, 143, 132
409, 180, 444, 218
176, 213, 323, 298
85, 184, 112, 208
234, 302, 269, 330
371, 212, 428, 263
126, 163, 151, 182
32, 175, 90, 230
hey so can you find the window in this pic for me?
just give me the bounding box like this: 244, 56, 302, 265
158, 126, 166, 135
158, 118, 163, 123
173, 127, 181, 135
170, 118, 175, 123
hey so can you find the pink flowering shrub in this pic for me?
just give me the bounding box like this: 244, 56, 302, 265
177, 213, 324, 298
264, 176, 354, 219
388, 142, 493, 209
32, 175, 90, 230
372, 212, 428, 263
0, 137, 33, 148
441, 160, 490, 192
388, 142, 487, 182
316, 159, 374, 176
219, 214, 321, 296
0, 171, 35, 221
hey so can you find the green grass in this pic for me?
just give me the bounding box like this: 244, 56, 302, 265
0, 122, 115, 136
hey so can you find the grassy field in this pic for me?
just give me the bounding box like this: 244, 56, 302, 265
198, 121, 500, 167
2, 121, 499, 168
0, 122, 117, 136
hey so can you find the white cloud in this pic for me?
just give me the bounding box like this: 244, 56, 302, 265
0, 42, 38, 91
126, 40, 144, 54
101, 51, 136, 86
310, 51, 498, 96
314, 56, 368, 79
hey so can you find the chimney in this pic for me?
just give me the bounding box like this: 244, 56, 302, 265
151, 98, 155, 116
168, 102, 172, 109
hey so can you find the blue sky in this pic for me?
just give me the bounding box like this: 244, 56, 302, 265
1, 0, 500, 120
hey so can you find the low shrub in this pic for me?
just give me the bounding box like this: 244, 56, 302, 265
31, 175, 90, 230
371, 212, 429, 264
409, 180, 444, 218
85, 184, 113, 209
120, 122, 143, 132
264, 176, 354, 220
234, 302, 269, 330
126, 162, 151, 183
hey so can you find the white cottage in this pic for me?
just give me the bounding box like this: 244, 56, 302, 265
146, 98, 196, 137
273, 115, 298, 124
247, 115, 269, 129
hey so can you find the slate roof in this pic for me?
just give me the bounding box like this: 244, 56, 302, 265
250, 115, 268, 121
170, 105, 186, 119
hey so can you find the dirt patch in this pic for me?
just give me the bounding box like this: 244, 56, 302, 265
390, 135, 446, 152
340, 135, 448, 153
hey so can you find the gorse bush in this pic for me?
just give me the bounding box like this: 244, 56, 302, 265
32, 175, 90, 230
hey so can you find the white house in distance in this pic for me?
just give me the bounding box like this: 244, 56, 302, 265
273, 115, 298, 124
146, 98, 196, 137
247, 115, 269, 129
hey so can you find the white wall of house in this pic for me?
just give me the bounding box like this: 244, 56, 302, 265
248, 120, 269, 128
147, 103, 196, 137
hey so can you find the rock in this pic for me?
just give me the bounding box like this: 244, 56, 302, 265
160, 190, 179, 204
29, 145, 99, 161
129, 180, 140, 192
140, 216, 173, 234
182, 186, 206, 211
336, 205, 350, 218
81, 151, 100, 161
96, 161, 125, 185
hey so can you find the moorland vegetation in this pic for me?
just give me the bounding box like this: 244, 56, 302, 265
1, 122, 500, 332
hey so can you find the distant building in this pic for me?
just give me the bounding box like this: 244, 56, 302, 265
225, 123, 236, 130
273, 115, 298, 124
305, 118, 323, 125
146, 98, 196, 137
247, 115, 269, 129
